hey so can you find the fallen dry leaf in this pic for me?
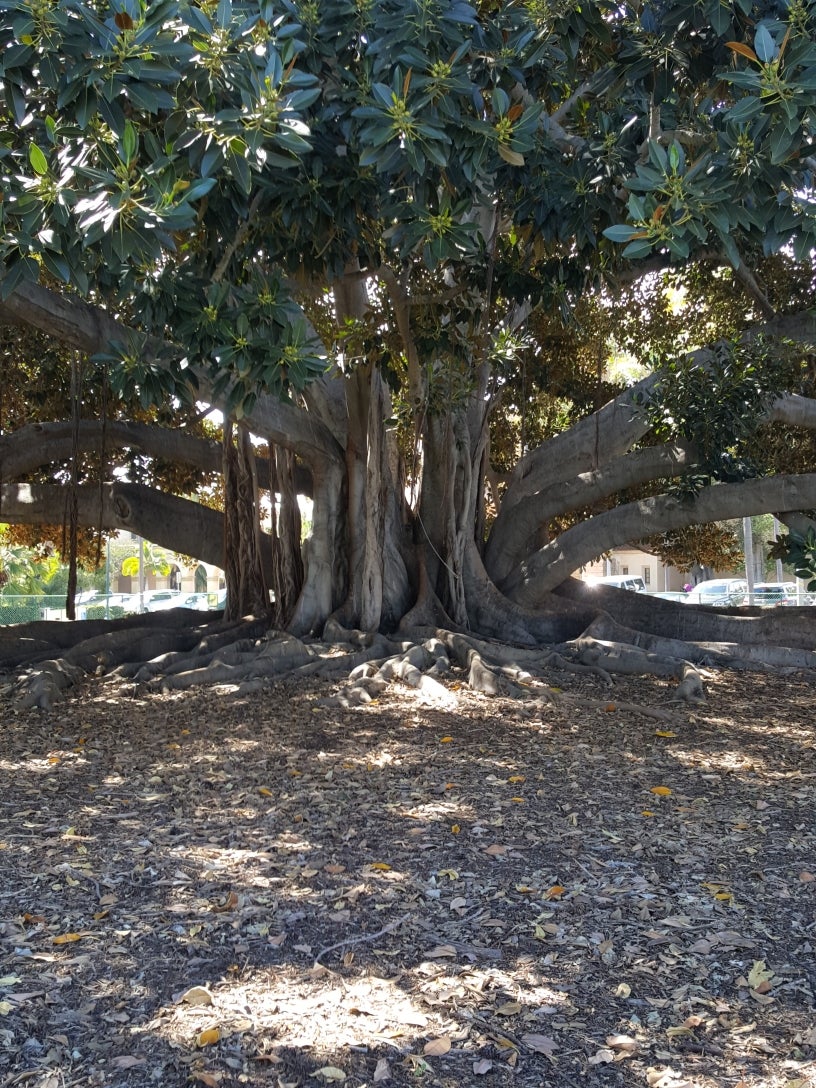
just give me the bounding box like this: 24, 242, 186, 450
312, 1068, 346, 1083
606, 1033, 638, 1057
110, 1056, 146, 1070
521, 1033, 557, 1057
195, 1027, 221, 1047
191, 1073, 222, 1087
425, 944, 457, 959
588, 1047, 615, 1065
210, 890, 239, 913
179, 985, 215, 1006
373, 1057, 391, 1082
423, 1036, 451, 1056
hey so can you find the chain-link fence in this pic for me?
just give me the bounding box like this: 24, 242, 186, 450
0, 594, 68, 624
0, 592, 225, 625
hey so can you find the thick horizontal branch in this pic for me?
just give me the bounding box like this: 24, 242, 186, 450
0, 419, 314, 496
0, 481, 225, 567
488, 393, 816, 583
485, 441, 697, 584
502, 472, 816, 603
0, 281, 342, 466
0, 420, 221, 479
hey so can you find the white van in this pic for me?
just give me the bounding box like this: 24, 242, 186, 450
684, 579, 747, 606
587, 575, 647, 592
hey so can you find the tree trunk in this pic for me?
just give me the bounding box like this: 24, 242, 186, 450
222, 420, 272, 621
268, 444, 304, 627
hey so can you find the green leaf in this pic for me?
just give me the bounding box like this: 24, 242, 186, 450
621, 239, 653, 259
498, 143, 524, 166
726, 96, 763, 123
122, 121, 138, 164
603, 224, 641, 242
754, 25, 777, 64
492, 86, 510, 116
28, 144, 48, 176
769, 125, 796, 165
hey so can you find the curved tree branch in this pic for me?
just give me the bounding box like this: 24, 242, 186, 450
0, 482, 226, 567
502, 472, 816, 603
0, 280, 342, 466
0, 419, 315, 496
485, 441, 698, 583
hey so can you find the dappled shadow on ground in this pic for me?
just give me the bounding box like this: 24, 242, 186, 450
0, 664, 814, 1088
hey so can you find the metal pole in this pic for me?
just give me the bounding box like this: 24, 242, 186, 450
773, 518, 784, 583
743, 516, 755, 603
105, 536, 110, 619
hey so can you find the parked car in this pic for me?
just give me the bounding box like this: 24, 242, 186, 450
683, 579, 747, 606
99, 592, 142, 612
181, 592, 219, 611
750, 582, 812, 606
652, 591, 689, 602
587, 575, 647, 592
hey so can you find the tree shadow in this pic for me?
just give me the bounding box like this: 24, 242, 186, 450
1, 669, 814, 1086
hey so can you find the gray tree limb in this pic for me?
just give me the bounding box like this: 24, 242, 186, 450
0, 481, 225, 567
502, 472, 816, 602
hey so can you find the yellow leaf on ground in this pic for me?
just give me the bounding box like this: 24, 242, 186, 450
507, 775, 526, 783
654, 730, 678, 738
258, 787, 273, 797
450, 825, 461, 834
53, 933, 83, 944
439, 736, 453, 743
195, 1027, 221, 1047
543, 885, 565, 899
748, 960, 775, 989
370, 862, 392, 871
649, 786, 672, 796
641, 810, 656, 817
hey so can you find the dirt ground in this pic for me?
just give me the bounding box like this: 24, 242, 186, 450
1, 660, 815, 1088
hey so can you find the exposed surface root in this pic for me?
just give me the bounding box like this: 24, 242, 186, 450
1, 601, 814, 710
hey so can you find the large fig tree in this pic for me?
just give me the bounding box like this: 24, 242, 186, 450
2, 0, 816, 705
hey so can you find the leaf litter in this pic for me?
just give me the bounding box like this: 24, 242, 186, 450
0, 664, 814, 1087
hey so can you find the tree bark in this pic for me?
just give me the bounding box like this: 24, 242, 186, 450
0, 481, 225, 565
503, 472, 816, 602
